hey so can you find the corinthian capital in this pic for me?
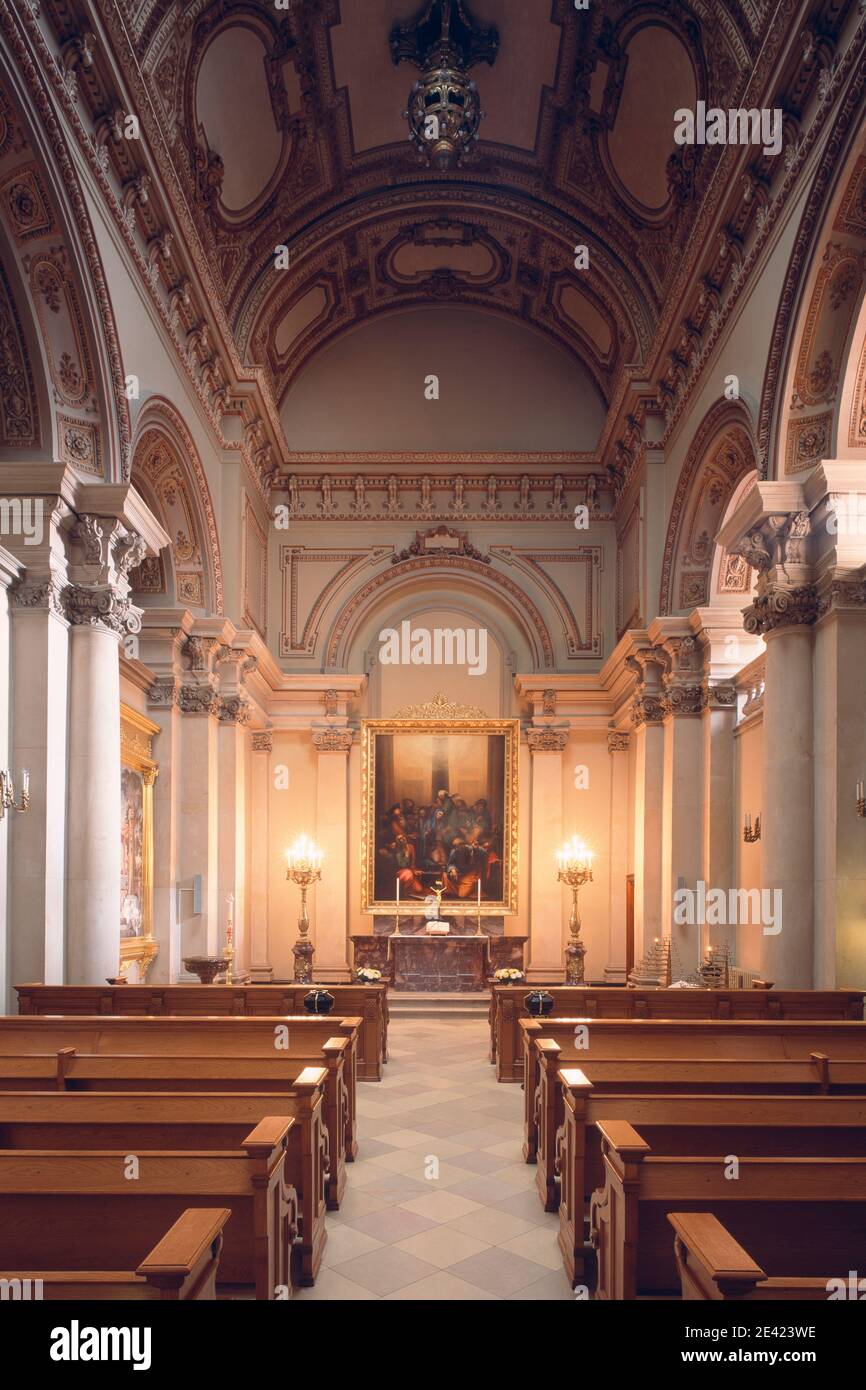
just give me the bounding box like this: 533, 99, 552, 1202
743, 583, 818, 635
312, 728, 354, 752
526, 728, 569, 752
64, 583, 142, 636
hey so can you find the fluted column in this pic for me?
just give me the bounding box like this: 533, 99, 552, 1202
527, 728, 567, 982
65, 518, 146, 983
215, 645, 256, 975
655, 630, 705, 976
605, 730, 630, 982
249, 732, 274, 981
177, 635, 221, 963
313, 728, 353, 982
700, 680, 738, 961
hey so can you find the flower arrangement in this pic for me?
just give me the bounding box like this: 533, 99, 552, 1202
356, 967, 382, 983
493, 967, 525, 983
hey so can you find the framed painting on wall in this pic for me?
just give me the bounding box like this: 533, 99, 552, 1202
119, 704, 160, 980
361, 705, 518, 915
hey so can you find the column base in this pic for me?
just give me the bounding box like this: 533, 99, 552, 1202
526, 965, 565, 984
249, 964, 275, 983
603, 964, 627, 984
292, 939, 315, 984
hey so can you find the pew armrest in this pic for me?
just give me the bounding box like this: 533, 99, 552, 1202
243, 1115, 295, 1158
136, 1207, 232, 1295
535, 1039, 562, 1059
293, 1066, 327, 1091
557, 1067, 592, 1093
668, 1212, 766, 1298
594, 1119, 650, 1158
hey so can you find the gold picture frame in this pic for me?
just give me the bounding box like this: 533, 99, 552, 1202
119, 704, 159, 980
361, 709, 519, 916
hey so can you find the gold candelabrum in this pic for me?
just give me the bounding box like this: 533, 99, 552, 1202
0, 769, 30, 819
285, 836, 323, 984
223, 892, 236, 984
556, 836, 593, 984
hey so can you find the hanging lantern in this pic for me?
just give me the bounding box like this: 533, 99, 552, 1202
391, 1, 499, 171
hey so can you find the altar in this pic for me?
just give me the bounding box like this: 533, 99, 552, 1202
351, 932, 527, 992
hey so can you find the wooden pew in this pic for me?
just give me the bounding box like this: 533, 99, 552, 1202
0, 1013, 360, 1175
555, 1078, 866, 1283
668, 1212, 840, 1302
522, 1017, 866, 1180
0, 1208, 230, 1301
590, 1120, 866, 1299
0, 1081, 329, 1285
0, 1047, 349, 1212
490, 985, 866, 1081
16, 983, 389, 1080
0, 1117, 298, 1300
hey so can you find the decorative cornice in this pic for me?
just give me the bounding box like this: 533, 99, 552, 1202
816, 578, 866, 618
526, 728, 569, 753
743, 583, 819, 635
312, 728, 354, 752
607, 730, 630, 753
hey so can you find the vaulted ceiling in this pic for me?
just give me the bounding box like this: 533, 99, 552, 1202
96, 0, 771, 416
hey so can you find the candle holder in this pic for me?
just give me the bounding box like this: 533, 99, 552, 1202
743, 813, 761, 843
0, 769, 30, 819
857, 781, 865, 818
556, 836, 593, 984
285, 836, 323, 984
223, 892, 236, 984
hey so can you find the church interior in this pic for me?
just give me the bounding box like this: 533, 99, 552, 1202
1, 0, 866, 1330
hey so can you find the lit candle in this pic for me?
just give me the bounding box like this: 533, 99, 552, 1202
477, 878, 481, 908
396, 876, 400, 907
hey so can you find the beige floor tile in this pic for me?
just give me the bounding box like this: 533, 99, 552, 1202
322, 1224, 385, 1266
399, 1190, 483, 1224
497, 1225, 563, 1270
444, 1206, 538, 1245
384, 1271, 500, 1301
393, 1225, 489, 1269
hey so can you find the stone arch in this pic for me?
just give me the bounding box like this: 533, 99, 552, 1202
323, 557, 556, 672
660, 398, 757, 615
0, 43, 131, 478
760, 75, 866, 478
129, 398, 223, 615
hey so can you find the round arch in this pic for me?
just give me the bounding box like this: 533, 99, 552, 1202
130, 398, 223, 615
660, 398, 757, 615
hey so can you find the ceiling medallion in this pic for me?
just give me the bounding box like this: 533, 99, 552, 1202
390, 0, 499, 171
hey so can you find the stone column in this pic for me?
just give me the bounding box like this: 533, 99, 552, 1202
249, 732, 274, 981
7, 507, 70, 988
656, 631, 705, 977
627, 648, 666, 960
605, 730, 630, 982
734, 509, 817, 987
215, 645, 257, 975
699, 681, 737, 962
177, 635, 221, 963
0, 545, 23, 1010
527, 728, 568, 982
64, 518, 146, 983
312, 728, 353, 982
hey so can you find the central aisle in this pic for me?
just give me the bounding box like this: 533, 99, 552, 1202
297, 1015, 573, 1300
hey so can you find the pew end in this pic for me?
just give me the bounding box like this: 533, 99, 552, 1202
668, 1211, 841, 1302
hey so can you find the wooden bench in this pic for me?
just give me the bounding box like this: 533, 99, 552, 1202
0, 1207, 230, 1301
590, 1120, 866, 1299
0, 1046, 350, 1212
522, 1017, 866, 1178
490, 986, 866, 1081
0, 1117, 298, 1300
16, 984, 389, 1080
0, 1080, 329, 1285
556, 1079, 866, 1283
668, 1212, 842, 1301
0, 1013, 360, 1177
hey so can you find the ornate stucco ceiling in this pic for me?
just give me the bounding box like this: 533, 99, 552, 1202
98, 0, 765, 410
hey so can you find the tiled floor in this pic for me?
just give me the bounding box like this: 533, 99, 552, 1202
297, 1016, 574, 1301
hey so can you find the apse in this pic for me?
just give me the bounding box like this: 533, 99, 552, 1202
279, 306, 606, 452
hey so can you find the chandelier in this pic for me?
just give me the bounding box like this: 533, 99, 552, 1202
390, 0, 499, 171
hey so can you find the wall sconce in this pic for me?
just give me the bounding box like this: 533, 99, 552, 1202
285, 835, 323, 984
743, 812, 761, 843
0, 769, 29, 819
857, 782, 865, 818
